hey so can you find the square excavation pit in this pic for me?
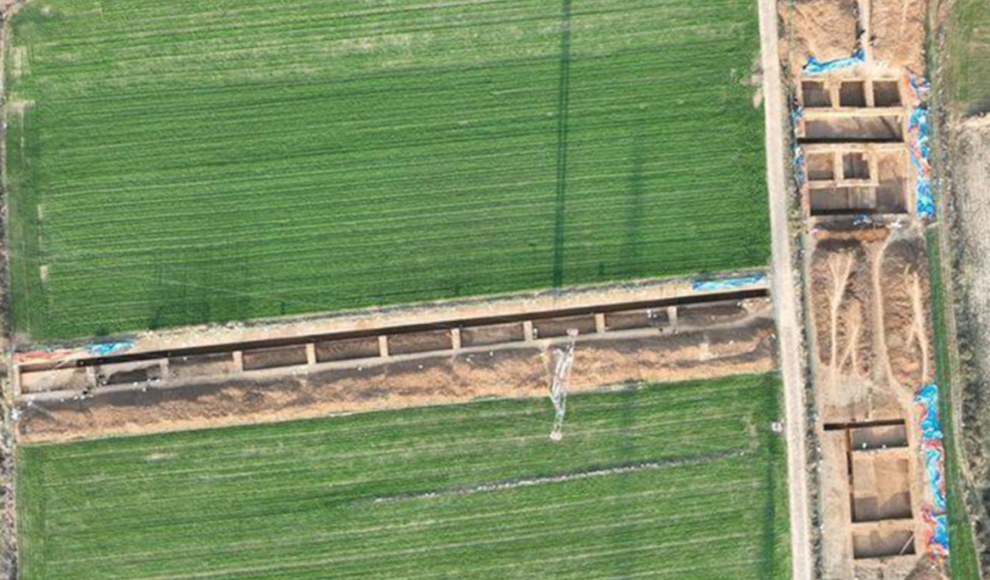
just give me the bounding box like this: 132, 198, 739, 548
853, 529, 916, 560
851, 452, 913, 523
842, 152, 871, 180
807, 153, 836, 181
873, 80, 902, 107
803, 80, 832, 107
840, 81, 868, 107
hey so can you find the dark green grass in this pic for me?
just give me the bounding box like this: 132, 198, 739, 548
17, 374, 790, 580
927, 229, 982, 579
4, 0, 769, 340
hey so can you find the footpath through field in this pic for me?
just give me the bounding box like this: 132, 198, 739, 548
757, 1, 813, 579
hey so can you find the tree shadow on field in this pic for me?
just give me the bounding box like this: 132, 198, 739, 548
619, 133, 647, 279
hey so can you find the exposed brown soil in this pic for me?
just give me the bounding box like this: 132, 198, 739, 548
17, 318, 776, 443
870, 0, 927, 74
811, 239, 875, 383
782, 0, 860, 75
879, 238, 933, 389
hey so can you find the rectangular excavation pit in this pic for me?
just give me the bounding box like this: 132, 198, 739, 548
802, 80, 832, 108
460, 322, 526, 347
98, 362, 162, 386
850, 424, 908, 450
604, 308, 669, 331
807, 153, 836, 182
851, 452, 913, 522
242, 345, 308, 371
19, 367, 92, 394
852, 529, 916, 559
169, 352, 238, 382
677, 301, 749, 328
809, 187, 877, 216
839, 81, 868, 107
875, 153, 908, 213
533, 315, 598, 339
315, 337, 381, 363
387, 330, 453, 355
803, 117, 904, 143
873, 80, 902, 107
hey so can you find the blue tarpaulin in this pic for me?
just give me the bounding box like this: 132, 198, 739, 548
692, 274, 767, 292
924, 511, 950, 559
803, 49, 865, 75
907, 75, 936, 219
916, 384, 948, 513
86, 341, 134, 357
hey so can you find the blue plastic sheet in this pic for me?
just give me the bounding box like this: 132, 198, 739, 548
924, 511, 950, 559
803, 49, 865, 75
916, 384, 948, 513
692, 274, 767, 292
917, 383, 944, 440
907, 75, 936, 219
86, 341, 134, 357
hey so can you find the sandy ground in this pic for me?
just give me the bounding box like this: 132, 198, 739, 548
758, 1, 814, 578
16, 313, 777, 443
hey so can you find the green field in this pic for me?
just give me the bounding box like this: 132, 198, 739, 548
17, 374, 790, 580
946, 0, 990, 114
4, 0, 770, 340
927, 230, 982, 580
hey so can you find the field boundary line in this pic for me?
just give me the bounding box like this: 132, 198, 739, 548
372, 451, 748, 505
757, 1, 813, 579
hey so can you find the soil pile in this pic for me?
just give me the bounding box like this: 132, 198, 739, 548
879, 238, 932, 389
871, 0, 927, 73
811, 239, 874, 380
870, 0, 928, 75
784, 0, 860, 74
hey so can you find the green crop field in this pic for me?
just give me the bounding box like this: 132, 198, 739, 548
946, 0, 990, 114
17, 374, 790, 580
4, 0, 770, 340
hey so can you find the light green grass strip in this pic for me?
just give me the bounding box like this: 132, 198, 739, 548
927, 229, 982, 580
5, 0, 769, 340
17, 374, 790, 580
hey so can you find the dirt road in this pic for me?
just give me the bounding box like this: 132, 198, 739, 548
757, 1, 813, 579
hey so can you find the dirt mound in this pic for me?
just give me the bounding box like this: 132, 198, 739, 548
871, 0, 927, 74
783, 0, 860, 74
811, 239, 874, 380
879, 238, 932, 389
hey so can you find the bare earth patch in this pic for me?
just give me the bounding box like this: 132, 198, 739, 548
16, 315, 776, 443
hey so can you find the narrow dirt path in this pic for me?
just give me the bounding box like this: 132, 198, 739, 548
757, 1, 813, 579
